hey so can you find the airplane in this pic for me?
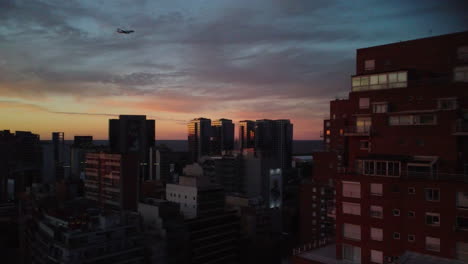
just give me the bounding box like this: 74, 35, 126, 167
117, 28, 135, 34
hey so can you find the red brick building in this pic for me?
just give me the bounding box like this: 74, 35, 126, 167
295, 31, 468, 264
84, 152, 139, 211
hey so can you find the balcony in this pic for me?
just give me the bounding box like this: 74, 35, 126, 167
343, 126, 372, 136
337, 167, 468, 182
453, 120, 468, 136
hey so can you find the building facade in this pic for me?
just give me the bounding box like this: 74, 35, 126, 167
84, 153, 139, 211
295, 31, 468, 264
211, 119, 235, 155
239, 120, 255, 150
188, 118, 212, 163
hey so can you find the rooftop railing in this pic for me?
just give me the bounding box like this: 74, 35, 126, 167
343, 125, 372, 136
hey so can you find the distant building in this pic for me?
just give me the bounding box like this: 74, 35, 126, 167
109, 115, 155, 179
239, 120, 255, 150
255, 119, 293, 170
210, 118, 234, 155
84, 152, 139, 211
0, 130, 42, 202
295, 31, 468, 264
165, 163, 240, 264
28, 199, 145, 264
188, 118, 211, 163
201, 154, 244, 194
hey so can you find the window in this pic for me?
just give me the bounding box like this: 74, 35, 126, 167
457, 216, 468, 230
393, 209, 400, 216
425, 213, 440, 226
342, 202, 361, 216
370, 205, 383, 218
408, 211, 415, 217
359, 98, 370, 109
342, 244, 361, 263
343, 181, 361, 198
352, 71, 407, 91
376, 161, 387, 176
408, 187, 416, 194
457, 192, 468, 209
365, 59, 375, 71
370, 183, 383, 196
370, 250, 383, 264
361, 160, 400, 177
370, 227, 383, 241
356, 117, 372, 133
343, 223, 361, 240
425, 236, 440, 252
425, 189, 440, 201
393, 232, 400, 240
408, 234, 415, 242
389, 115, 437, 126
372, 102, 388, 113
454, 66, 468, 82
458, 46, 468, 60
438, 98, 457, 110
456, 242, 468, 262
360, 140, 369, 150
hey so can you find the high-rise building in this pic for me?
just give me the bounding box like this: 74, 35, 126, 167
239, 120, 255, 150
0, 130, 42, 202
188, 118, 211, 163
84, 152, 139, 211
293, 31, 468, 264
109, 115, 155, 179
211, 118, 235, 155
255, 119, 293, 170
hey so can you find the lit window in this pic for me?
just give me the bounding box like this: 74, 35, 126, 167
372, 103, 388, 113
425, 189, 440, 202
370, 227, 383, 241
425, 236, 440, 252
365, 60, 375, 71
370, 183, 383, 196
425, 212, 440, 226
352, 71, 407, 92
342, 202, 361, 216
359, 98, 370, 109
438, 98, 457, 110
343, 223, 361, 241
370, 250, 383, 264
356, 117, 371, 133
370, 205, 383, 218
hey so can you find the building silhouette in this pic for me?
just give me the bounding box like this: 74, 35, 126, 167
188, 118, 212, 163
109, 115, 155, 179
239, 120, 255, 150
210, 118, 234, 155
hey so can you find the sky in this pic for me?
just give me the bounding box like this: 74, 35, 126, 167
0, 0, 467, 140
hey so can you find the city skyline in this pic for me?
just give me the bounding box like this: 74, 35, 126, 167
1, 0, 467, 140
